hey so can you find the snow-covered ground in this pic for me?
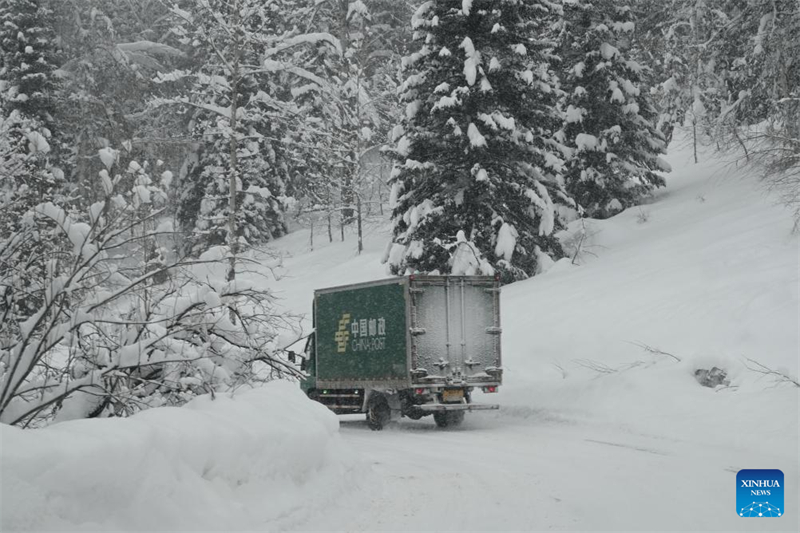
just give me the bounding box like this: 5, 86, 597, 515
1, 382, 363, 531
270, 135, 799, 532
2, 135, 798, 532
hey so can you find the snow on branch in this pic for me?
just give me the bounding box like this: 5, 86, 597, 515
264, 32, 342, 58
148, 96, 233, 119
117, 41, 185, 57
0, 158, 299, 427
253, 60, 331, 91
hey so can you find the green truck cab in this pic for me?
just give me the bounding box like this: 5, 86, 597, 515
299, 275, 502, 429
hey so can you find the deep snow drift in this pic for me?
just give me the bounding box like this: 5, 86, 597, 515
1, 134, 798, 532
1, 382, 360, 531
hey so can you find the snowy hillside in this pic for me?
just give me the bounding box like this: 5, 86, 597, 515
269, 134, 799, 531
2, 135, 798, 532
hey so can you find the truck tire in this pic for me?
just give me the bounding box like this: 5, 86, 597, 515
405, 408, 424, 420
366, 394, 391, 431
433, 410, 465, 428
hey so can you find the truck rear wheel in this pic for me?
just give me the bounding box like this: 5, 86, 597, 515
366, 394, 391, 431
434, 410, 464, 428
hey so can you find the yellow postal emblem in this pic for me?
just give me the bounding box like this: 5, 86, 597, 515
335, 313, 351, 353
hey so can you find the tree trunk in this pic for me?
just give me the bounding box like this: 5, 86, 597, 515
356, 194, 363, 254
227, 2, 241, 283
337, 0, 356, 224
691, 0, 702, 165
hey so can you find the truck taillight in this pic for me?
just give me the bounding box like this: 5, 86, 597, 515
482, 386, 497, 393
414, 388, 425, 395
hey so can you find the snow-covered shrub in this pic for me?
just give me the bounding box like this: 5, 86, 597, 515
561, 218, 601, 265
155, 0, 308, 258
725, 119, 800, 232
0, 156, 296, 427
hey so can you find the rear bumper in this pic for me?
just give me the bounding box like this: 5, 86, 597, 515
411, 380, 502, 388
416, 403, 499, 412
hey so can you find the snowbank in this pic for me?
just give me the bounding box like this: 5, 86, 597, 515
1, 381, 359, 532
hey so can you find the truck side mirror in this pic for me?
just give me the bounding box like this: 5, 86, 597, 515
287, 350, 297, 364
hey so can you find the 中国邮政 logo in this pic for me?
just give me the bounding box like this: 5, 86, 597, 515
334, 313, 351, 353
737, 469, 783, 517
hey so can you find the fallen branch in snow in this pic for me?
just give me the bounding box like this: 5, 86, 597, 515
743, 358, 800, 388
628, 341, 682, 362
572, 358, 652, 376
572, 359, 619, 374
550, 361, 567, 379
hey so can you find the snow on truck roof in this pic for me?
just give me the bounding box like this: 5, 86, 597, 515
313, 274, 500, 295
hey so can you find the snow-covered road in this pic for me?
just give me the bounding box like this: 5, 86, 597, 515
275, 137, 798, 532
296, 411, 796, 532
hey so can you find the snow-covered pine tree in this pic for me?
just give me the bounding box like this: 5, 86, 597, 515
51, 0, 183, 204
386, 0, 568, 281
560, 1, 669, 218
159, 0, 314, 260
0, 0, 60, 125
177, 121, 289, 259
630, 0, 691, 146
0, 0, 67, 319
0, 0, 64, 199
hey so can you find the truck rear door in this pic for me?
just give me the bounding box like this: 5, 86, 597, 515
408, 276, 501, 386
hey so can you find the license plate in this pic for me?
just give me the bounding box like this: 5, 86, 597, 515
442, 389, 464, 403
